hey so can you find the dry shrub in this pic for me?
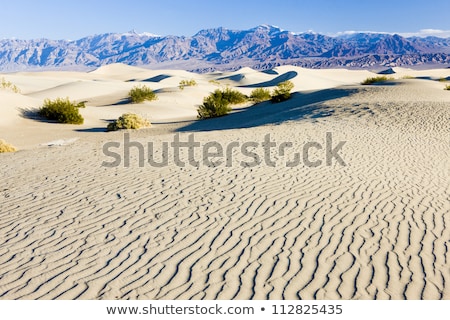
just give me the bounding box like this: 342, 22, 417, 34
0, 140, 17, 153
107, 113, 151, 131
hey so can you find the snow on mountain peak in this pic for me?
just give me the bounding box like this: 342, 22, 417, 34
122, 30, 160, 37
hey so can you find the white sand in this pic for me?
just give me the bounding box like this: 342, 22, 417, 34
0, 64, 449, 299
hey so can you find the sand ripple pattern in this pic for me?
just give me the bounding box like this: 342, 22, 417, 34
1, 83, 449, 299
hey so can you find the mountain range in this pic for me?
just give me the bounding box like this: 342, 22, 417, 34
1, 25, 449, 72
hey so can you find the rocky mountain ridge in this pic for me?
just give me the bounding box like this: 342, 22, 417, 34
1, 25, 449, 72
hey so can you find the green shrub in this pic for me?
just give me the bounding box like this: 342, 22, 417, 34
271, 80, 294, 103
107, 113, 151, 131
361, 76, 392, 85
0, 139, 17, 153
1, 77, 20, 93
250, 88, 271, 103
208, 79, 220, 86
438, 77, 448, 82
219, 87, 247, 104
224, 88, 248, 104
179, 79, 197, 90
129, 85, 157, 103
38, 97, 85, 124
197, 94, 232, 119
444, 85, 450, 90
197, 88, 247, 119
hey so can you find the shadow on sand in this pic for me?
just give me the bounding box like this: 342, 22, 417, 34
127, 74, 172, 83
238, 71, 298, 88
75, 127, 108, 133
261, 69, 279, 75
142, 74, 172, 82
18, 107, 59, 124
177, 87, 358, 133
112, 98, 131, 106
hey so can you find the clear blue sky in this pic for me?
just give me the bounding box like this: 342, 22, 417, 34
1, 0, 449, 39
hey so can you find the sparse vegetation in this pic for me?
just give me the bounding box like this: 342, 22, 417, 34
107, 113, 151, 131
402, 75, 415, 79
197, 88, 247, 119
271, 80, 294, 103
128, 85, 157, 103
250, 88, 271, 103
0, 139, 17, 153
197, 95, 231, 119
218, 87, 248, 104
444, 85, 450, 90
438, 77, 448, 82
1, 77, 20, 93
208, 79, 220, 86
179, 79, 197, 90
361, 76, 392, 85
38, 97, 85, 124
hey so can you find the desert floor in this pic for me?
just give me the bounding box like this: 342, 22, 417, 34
0, 65, 449, 299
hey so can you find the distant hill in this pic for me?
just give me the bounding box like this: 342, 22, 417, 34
1, 25, 449, 72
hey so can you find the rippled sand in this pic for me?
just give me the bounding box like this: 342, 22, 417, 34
1, 65, 449, 299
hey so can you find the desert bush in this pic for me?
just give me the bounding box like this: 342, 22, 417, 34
0, 139, 17, 153
129, 85, 157, 103
444, 85, 450, 90
208, 79, 221, 86
38, 97, 85, 124
402, 75, 415, 79
107, 113, 151, 131
271, 80, 294, 103
0, 77, 20, 93
197, 94, 232, 119
438, 77, 448, 82
250, 88, 271, 103
218, 87, 247, 104
361, 76, 392, 85
197, 88, 247, 119
179, 79, 197, 90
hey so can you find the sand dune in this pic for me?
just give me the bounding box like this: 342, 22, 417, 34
0, 91, 42, 126
28, 80, 134, 101
89, 63, 153, 80
0, 64, 449, 299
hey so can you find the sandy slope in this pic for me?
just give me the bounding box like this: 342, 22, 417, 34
0, 65, 449, 299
